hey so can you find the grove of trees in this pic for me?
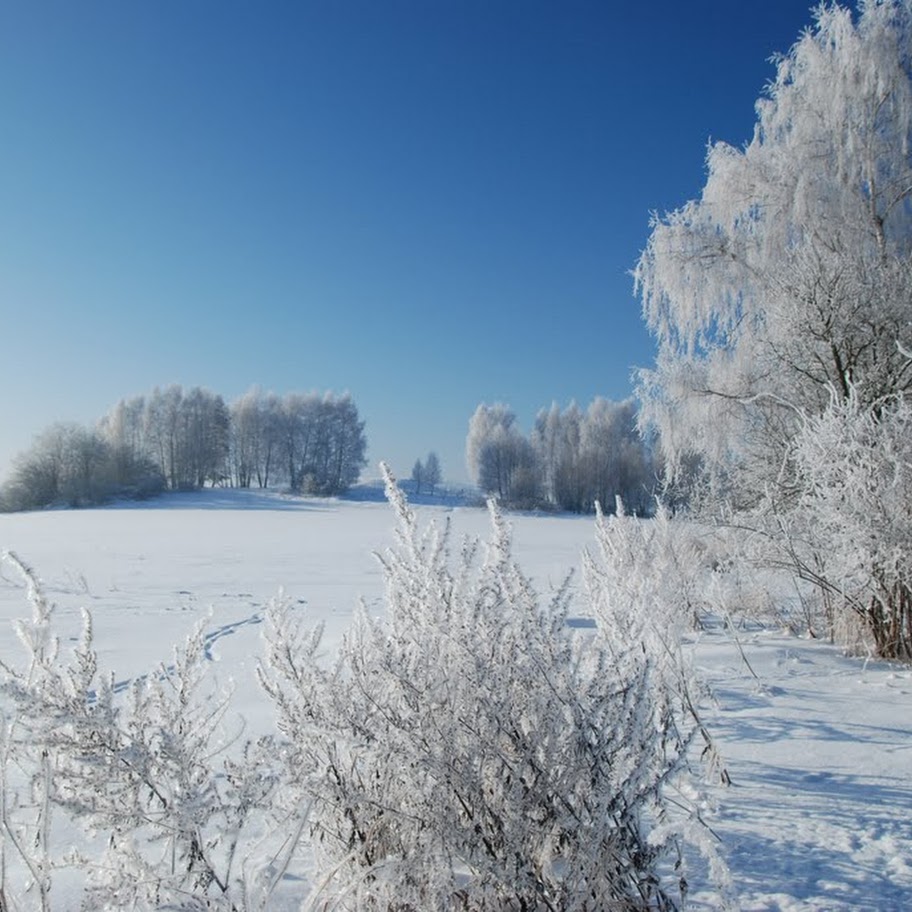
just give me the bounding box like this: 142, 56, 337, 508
0, 421, 165, 513
228, 387, 367, 495
466, 398, 657, 514
1, 385, 368, 512
636, 0, 912, 659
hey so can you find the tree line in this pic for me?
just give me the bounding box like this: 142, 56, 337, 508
1, 385, 368, 512
465, 398, 657, 514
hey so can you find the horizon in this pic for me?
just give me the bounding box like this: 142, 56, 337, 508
0, 0, 819, 484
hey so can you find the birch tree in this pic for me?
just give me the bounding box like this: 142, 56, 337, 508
635, 0, 912, 657
466, 404, 536, 503
636, 0, 912, 503
423, 450, 441, 494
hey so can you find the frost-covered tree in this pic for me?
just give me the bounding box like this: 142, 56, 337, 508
98, 395, 162, 494
277, 392, 321, 492
789, 387, 912, 658
466, 403, 537, 503
551, 401, 584, 512
423, 450, 441, 494
580, 398, 655, 516
411, 451, 442, 496
230, 387, 283, 489
181, 386, 230, 488
275, 391, 367, 495
531, 402, 564, 506
312, 392, 368, 495
2, 414, 164, 512
143, 384, 185, 490
634, 0, 912, 659
2, 423, 117, 510
530, 400, 655, 514
140, 385, 230, 490
410, 457, 424, 494
636, 0, 912, 505
230, 387, 261, 489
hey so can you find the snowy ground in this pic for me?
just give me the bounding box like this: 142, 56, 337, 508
1, 488, 910, 910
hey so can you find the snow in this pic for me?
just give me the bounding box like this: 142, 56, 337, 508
690, 628, 912, 910
1, 489, 910, 909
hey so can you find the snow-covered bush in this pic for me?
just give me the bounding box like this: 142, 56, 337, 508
0, 551, 286, 911
585, 501, 707, 633
259, 467, 724, 911
0, 552, 59, 911
789, 390, 912, 660
1, 472, 732, 909
583, 503, 730, 788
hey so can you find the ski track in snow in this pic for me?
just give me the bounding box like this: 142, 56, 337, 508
1, 490, 911, 909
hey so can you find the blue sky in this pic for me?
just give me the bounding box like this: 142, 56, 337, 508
0, 0, 817, 485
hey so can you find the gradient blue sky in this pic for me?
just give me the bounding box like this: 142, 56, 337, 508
1, 0, 818, 485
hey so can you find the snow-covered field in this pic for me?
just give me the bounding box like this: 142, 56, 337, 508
1, 489, 910, 910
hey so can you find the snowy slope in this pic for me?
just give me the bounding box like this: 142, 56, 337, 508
0, 490, 910, 909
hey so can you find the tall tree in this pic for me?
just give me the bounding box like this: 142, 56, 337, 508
465, 404, 535, 503
410, 458, 424, 495
99, 395, 149, 488
531, 402, 563, 506
551, 401, 584, 513
229, 388, 261, 488
635, 0, 912, 657
180, 387, 230, 488
322, 392, 368, 495
580, 398, 654, 515
275, 391, 367, 495
143, 386, 177, 489
423, 451, 441, 494
635, 0, 912, 504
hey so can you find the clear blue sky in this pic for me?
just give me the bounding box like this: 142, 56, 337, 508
0, 0, 817, 485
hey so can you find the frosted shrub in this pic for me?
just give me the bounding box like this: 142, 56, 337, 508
0, 551, 58, 912
583, 504, 730, 787
585, 501, 708, 635
1, 474, 731, 910
791, 389, 912, 660
0, 551, 284, 912
260, 467, 724, 911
